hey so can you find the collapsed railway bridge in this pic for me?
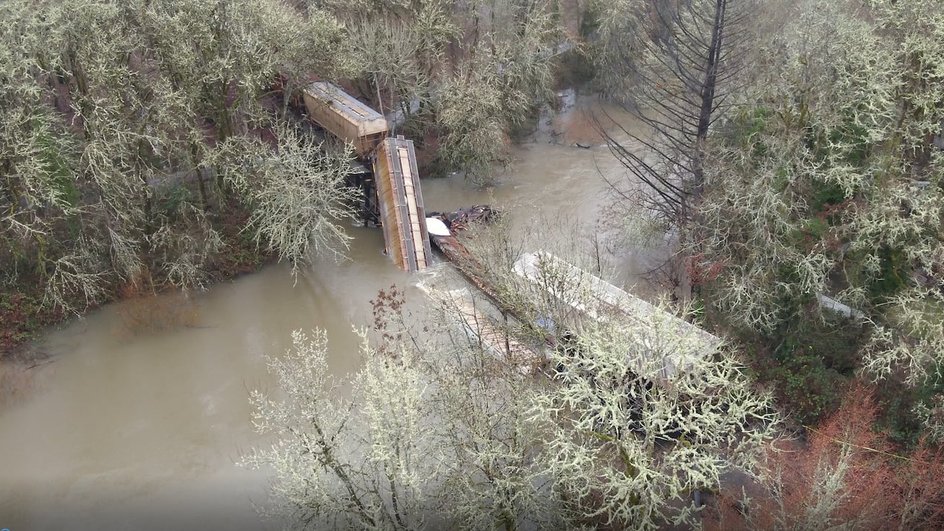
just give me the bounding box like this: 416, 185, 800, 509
302, 81, 431, 272
298, 81, 719, 378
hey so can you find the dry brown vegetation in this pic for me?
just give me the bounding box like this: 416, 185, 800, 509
706, 384, 944, 530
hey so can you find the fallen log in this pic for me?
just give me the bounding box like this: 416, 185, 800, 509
426, 207, 557, 348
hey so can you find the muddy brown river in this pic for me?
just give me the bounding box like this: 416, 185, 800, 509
0, 98, 653, 530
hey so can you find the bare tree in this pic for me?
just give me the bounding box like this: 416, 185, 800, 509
319, 0, 560, 182
244, 225, 778, 529
689, 0, 944, 433
0, 0, 362, 314
212, 124, 360, 273
0, 0, 78, 289
595, 0, 758, 228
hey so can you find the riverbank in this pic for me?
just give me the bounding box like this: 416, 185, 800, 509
0, 93, 657, 530
0, 201, 274, 360
0, 83, 609, 361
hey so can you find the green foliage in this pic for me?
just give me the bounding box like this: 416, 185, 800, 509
875, 378, 944, 446
742, 313, 866, 425
552, 48, 597, 90
695, 0, 944, 438
785, 217, 829, 251
777, 316, 864, 375
0, 291, 61, 353
827, 116, 873, 167
34, 125, 79, 207
579, 1, 603, 39
724, 107, 772, 146
743, 109, 774, 159
768, 354, 844, 425
867, 246, 909, 300
808, 179, 847, 213
154, 183, 192, 219
333, 0, 560, 181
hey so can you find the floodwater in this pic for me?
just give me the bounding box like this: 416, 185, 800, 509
0, 97, 654, 530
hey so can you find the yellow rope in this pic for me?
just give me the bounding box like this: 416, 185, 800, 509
801, 424, 919, 463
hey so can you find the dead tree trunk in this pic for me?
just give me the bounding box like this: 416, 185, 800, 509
595, 0, 754, 295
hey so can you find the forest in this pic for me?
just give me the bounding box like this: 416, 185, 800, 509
1, 0, 943, 529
